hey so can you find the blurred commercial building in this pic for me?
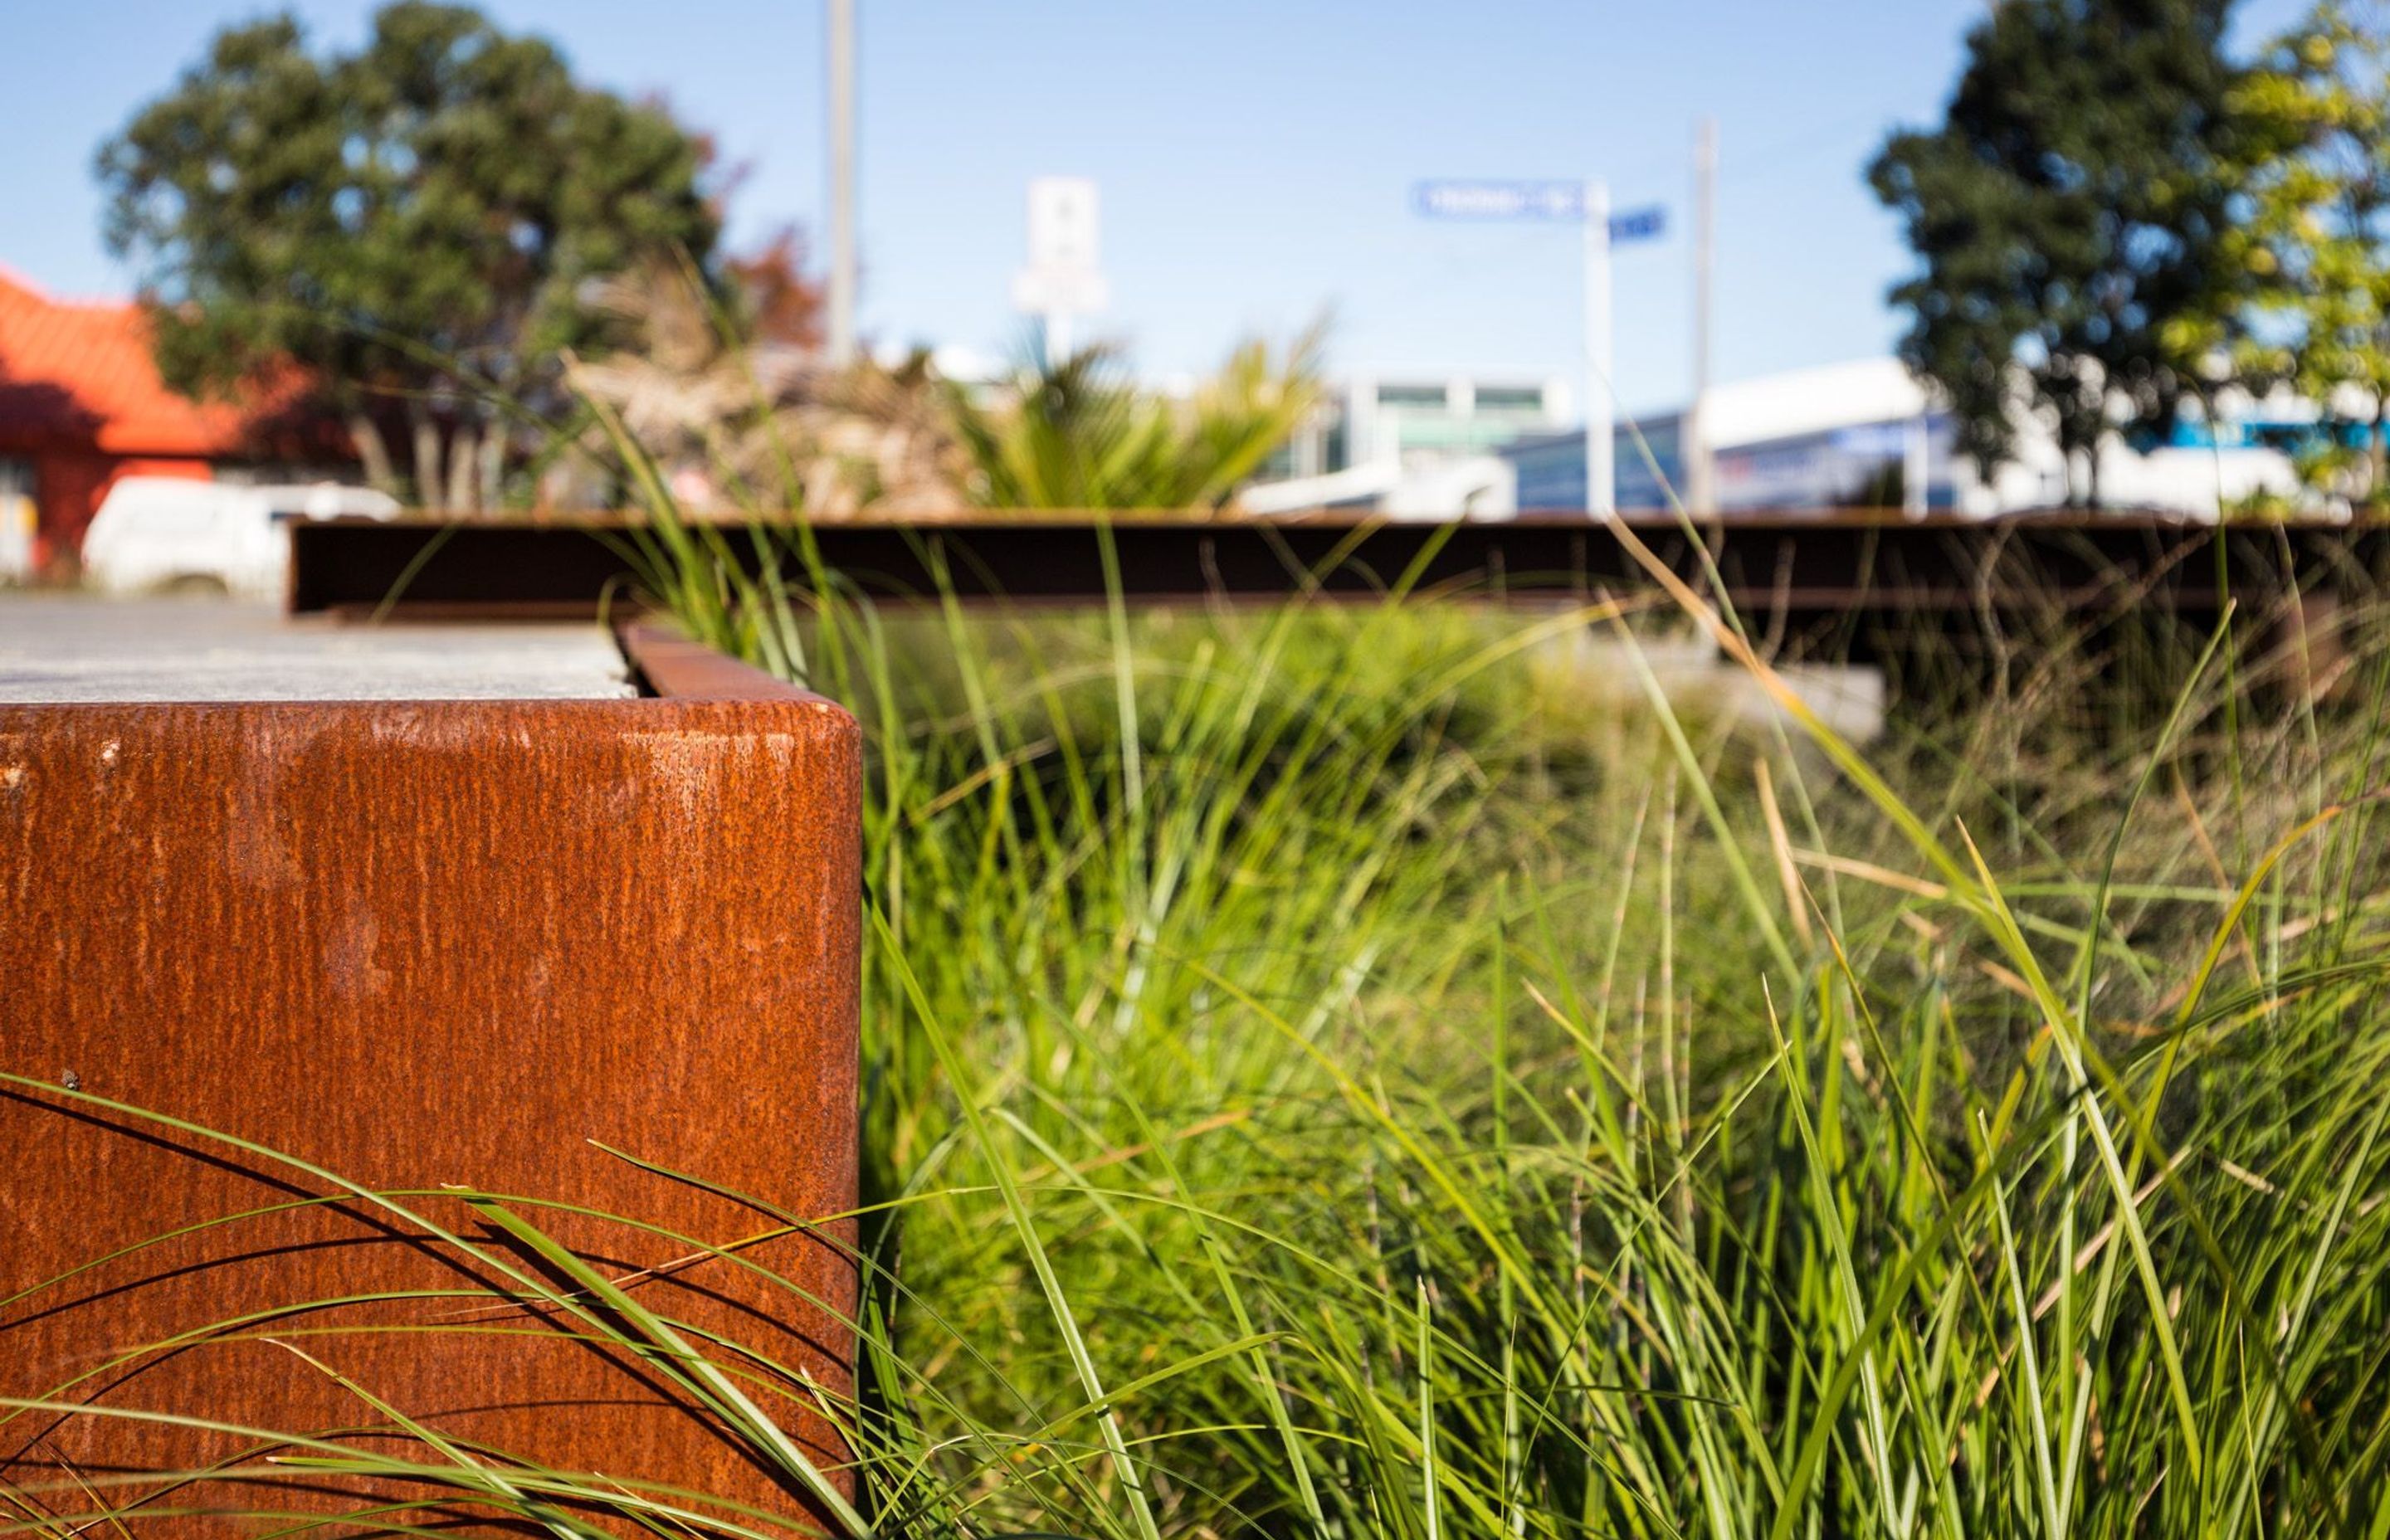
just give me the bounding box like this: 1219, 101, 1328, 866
1245, 372, 1570, 516
1502, 358, 2299, 518
1495, 358, 1951, 514
1251, 356, 2305, 519
1287, 372, 1574, 474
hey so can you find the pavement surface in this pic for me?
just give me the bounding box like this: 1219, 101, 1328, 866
0, 593, 636, 703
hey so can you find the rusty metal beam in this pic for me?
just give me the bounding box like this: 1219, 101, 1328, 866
289, 515, 2390, 641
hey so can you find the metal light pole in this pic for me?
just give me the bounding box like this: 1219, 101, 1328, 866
825, 0, 858, 368
1685, 116, 1717, 514
1583, 178, 1614, 516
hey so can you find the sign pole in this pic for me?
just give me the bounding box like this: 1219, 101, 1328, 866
1687, 117, 1717, 514
825, 0, 857, 368
1583, 178, 1614, 516
1410, 177, 1661, 516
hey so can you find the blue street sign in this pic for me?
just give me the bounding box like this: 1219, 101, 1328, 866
1607, 205, 1666, 243
1414, 179, 1588, 219
1413, 180, 1666, 243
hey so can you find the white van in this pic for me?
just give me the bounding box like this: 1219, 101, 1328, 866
81, 479, 401, 600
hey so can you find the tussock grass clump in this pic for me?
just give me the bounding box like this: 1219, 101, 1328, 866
11, 514, 2390, 1540
772, 548, 2390, 1540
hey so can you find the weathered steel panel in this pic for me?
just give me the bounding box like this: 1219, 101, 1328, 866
1, 649, 860, 1534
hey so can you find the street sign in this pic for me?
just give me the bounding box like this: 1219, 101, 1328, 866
1012, 177, 1109, 360
1020, 177, 1102, 276
1410, 178, 1668, 514
1414, 179, 1588, 220
1607, 205, 1666, 243
1413, 180, 1666, 243
1009, 266, 1110, 314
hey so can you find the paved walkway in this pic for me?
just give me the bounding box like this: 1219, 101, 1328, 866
0, 593, 633, 703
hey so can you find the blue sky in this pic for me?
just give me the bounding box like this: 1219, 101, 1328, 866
3, 0, 2310, 417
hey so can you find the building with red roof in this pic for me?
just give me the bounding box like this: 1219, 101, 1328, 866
0, 268, 341, 579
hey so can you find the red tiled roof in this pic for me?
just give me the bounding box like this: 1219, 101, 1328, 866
0, 266, 262, 457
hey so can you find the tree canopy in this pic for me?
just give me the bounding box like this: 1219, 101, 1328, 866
1870, 0, 2249, 503
98, 2, 721, 508
2219, 3, 2390, 501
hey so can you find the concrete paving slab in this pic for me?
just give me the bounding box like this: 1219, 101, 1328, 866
0, 594, 635, 703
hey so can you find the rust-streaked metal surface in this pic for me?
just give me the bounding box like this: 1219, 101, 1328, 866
1, 631, 861, 1534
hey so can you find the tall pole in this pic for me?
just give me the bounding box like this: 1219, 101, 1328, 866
826, 0, 858, 368
1685, 116, 1717, 514
1583, 178, 1614, 517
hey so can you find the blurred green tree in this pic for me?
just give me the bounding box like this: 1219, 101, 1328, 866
2205, 3, 2390, 504
1870, 0, 2248, 504
97, 2, 720, 509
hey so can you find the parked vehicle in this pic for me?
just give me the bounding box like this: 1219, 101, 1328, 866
0, 492, 33, 586
80, 479, 400, 599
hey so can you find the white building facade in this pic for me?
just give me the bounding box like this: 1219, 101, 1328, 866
1499, 358, 2302, 519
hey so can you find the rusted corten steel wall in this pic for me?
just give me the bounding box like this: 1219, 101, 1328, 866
1, 623, 861, 1535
